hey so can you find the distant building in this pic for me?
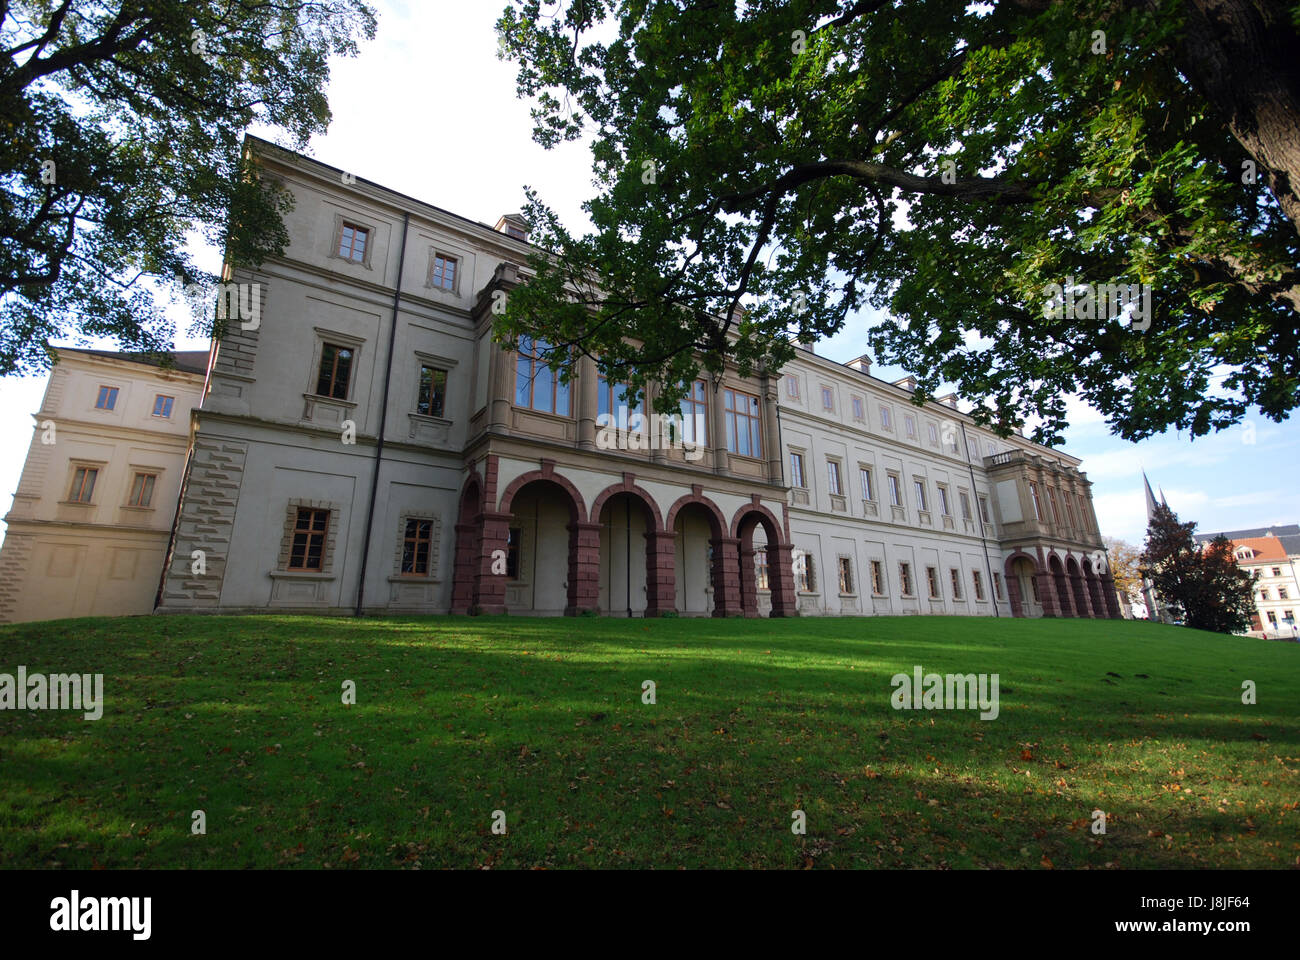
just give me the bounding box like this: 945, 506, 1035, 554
0, 348, 207, 623
1193, 525, 1300, 639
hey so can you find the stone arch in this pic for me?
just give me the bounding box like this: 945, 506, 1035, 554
666, 489, 731, 617
498, 465, 588, 524
666, 490, 728, 539
1082, 556, 1108, 619
1004, 550, 1038, 618
1049, 553, 1075, 617
591, 477, 665, 532
731, 500, 795, 618
451, 470, 487, 615
592, 478, 669, 617
1065, 556, 1091, 617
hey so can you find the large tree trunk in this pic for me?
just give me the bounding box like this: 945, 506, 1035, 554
1176, 0, 1300, 235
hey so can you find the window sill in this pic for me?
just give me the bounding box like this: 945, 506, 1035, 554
390, 574, 439, 584
120, 505, 156, 512
304, 392, 357, 409
271, 569, 335, 581
58, 500, 94, 507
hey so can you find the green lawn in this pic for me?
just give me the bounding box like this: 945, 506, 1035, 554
0, 613, 1296, 869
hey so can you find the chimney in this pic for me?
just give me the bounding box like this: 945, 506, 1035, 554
495, 213, 529, 242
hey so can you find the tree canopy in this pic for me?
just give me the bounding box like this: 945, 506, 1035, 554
496, 0, 1300, 443
0, 0, 377, 375
1140, 502, 1256, 633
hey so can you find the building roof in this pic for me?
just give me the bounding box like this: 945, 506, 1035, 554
57, 347, 209, 376
1225, 536, 1288, 562
1194, 524, 1300, 553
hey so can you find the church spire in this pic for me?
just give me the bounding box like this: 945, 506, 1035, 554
1143, 472, 1161, 521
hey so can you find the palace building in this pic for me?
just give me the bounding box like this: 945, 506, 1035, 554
0, 137, 1122, 623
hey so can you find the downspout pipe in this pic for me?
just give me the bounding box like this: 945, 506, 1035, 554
355, 211, 410, 616
961, 420, 1000, 617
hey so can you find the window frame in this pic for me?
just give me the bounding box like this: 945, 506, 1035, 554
400, 517, 434, 576
127, 471, 157, 508
722, 387, 762, 458
288, 508, 331, 571
789, 451, 806, 488
515, 336, 572, 417
416, 364, 448, 419
95, 385, 119, 411
68, 465, 98, 504
837, 556, 855, 596
337, 221, 370, 264
827, 458, 843, 497
151, 394, 175, 418
428, 252, 459, 293
316, 341, 356, 401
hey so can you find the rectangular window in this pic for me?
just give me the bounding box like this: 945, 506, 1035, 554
950, 568, 963, 600
515, 336, 571, 415
1028, 481, 1044, 521
838, 557, 854, 594
289, 508, 330, 571
888, 474, 902, 507
821, 386, 834, 411
723, 388, 762, 458
95, 386, 118, 410
401, 518, 433, 575
1281, 587, 1291, 600
1030, 575, 1040, 603
879, 405, 892, 430
795, 552, 815, 593
993, 572, 1004, 599
338, 222, 368, 262
1047, 487, 1062, 525
851, 396, 864, 420
316, 342, 354, 400
152, 395, 174, 418
979, 495, 991, 523
1063, 492, 1078, 530
859, 467, 874, 501
128, 472, 156, 508
913, 479, 928, 512
1267, 611, 1278, 626
899, 562, 913, 596
928, 423, 938, 445
972, 570, 985, 600
871, 560, 884, 595
905, 415, 916, 439
430, 254, 457, 291
680, 379, 708, 445
506, 527, 521, 579
959, 491, 972, 521
827, 460, 843, 496
1272, 567, 1282, 577
790, 452, 806, 488
417, 365, 447, 418
785, 375, 799, 399
927, 566, 941, 600
597, 373, 643, 422
756, 549, 770, 590
69, 467, 97, 504
937, 485, 951, 516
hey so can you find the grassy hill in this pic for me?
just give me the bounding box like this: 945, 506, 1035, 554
0, 614, 1295, 869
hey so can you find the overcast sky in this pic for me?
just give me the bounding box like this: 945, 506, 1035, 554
1, 0, 1295, 551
